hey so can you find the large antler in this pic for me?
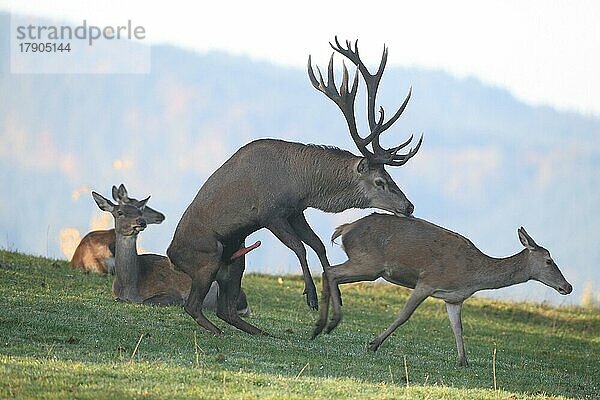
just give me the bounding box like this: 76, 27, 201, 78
308, 37, 422, 166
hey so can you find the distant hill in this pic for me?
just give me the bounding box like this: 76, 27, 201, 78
0, 13, 598, 305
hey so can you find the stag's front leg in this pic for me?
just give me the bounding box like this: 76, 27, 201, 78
289, 213, 330, 271
312, 271, 331, 338
288, 214, 342, 304
267, 218, 318, 310
288, 213, 340, 334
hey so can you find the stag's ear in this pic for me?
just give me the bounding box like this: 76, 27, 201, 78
92, 191, 115, 213
518, 227, 538, 251
357, 158, 370, 174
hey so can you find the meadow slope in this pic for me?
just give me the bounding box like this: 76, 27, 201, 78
0, 250, 598, 399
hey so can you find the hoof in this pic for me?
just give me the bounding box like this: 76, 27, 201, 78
311, 324, 325, 339
324, 316, 341, 334
195, 320, 223, 335
368, 339, 381, 352
115, 296, 142, 304
305, 293, 319, 311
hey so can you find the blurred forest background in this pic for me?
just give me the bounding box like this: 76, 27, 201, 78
0, 13, 598, 305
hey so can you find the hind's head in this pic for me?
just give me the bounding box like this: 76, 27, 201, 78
112, 184, 165, 224
92, 191, 148, 237
518, 227, 573, 296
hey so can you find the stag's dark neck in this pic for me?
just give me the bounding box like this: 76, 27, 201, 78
298, 146, 368, 212
114, 232, 141, 300
477, 250, 531, 291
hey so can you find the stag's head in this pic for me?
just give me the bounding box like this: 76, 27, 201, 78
518, 227, 573, 295
112, 183, 165, 224
308, 37, 422, 217
92, 191, 148, 237
353, 158, 414, 216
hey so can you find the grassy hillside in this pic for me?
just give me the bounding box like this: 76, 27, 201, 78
0, 250, 598, 399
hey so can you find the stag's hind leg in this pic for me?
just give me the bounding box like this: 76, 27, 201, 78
185, 262, 223, 334
215, 256, 268, 335
167, 239, 223, 335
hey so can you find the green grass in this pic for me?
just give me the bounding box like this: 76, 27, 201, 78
0, 250, 598, 399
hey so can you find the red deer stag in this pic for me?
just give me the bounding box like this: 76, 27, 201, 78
314, 213, 573, 366
70, 184, 165, 274
167, 37, 422, 335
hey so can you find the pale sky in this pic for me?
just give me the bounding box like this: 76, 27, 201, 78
2, 0, 600, 116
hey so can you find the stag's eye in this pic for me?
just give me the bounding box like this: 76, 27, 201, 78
374, 179, 386, 190
117, 210, 124, 216
545, 259, 552, 265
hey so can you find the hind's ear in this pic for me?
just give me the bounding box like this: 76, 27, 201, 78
138, 195, 151, 210
518, 227, 538, 251
92, 191, 115, 213
118, 184, 129, 201
111, 185, 119, 202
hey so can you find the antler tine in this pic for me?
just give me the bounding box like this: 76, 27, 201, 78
307, 52, 373, 158
384, 134, 423, 166
331, 37, 394, 144
329, 37, 422, 167
308, 54, 354, 103
331, 36, 350, 55
307, 55, 323, 90
380, 87, 411, 132
370, 83, 409, 155
330, 36, 366, 77
310, 39, 423, 166
327, 54, 339, 97
376, 44, 388, 78
339, 60, 349, 96
391, 133, 415, 154
308, 54, 337, 100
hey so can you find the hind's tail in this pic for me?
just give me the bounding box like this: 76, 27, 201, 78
331, 223, 352, 245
